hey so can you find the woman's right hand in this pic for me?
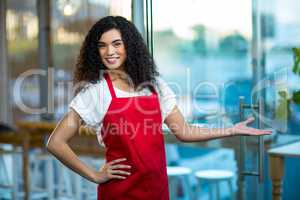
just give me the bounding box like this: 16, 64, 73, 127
93, 158, 131, 184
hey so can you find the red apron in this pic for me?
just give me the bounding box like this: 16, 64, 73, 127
97, 73, 169, 200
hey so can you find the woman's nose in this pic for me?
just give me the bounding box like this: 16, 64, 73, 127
107, 45, 115, 55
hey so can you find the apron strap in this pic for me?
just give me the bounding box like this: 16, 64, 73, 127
149, 83, 158, 96
104, 72, 158, 98
104, 73, 117, 99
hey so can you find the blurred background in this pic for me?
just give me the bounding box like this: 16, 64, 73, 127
0, 0, 300, 199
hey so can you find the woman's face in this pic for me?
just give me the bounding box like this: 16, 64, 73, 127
98, 29, 127, 70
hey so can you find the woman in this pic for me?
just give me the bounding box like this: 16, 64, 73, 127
46, 16, 271, 200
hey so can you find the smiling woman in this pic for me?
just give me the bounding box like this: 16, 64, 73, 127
73, 16, 159, 95
97, 29, 127, 70
46, 15, 271, 200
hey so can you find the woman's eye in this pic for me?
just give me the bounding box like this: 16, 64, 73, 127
113, 42, 122, 47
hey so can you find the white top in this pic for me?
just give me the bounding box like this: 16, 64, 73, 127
69, 77, 177, 146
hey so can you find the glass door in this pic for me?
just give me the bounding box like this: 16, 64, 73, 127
143, 0, 268, 199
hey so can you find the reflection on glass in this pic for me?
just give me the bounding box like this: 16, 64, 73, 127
7, 0, 132, 121
6, 0, 38, 122
51, 0, 132, 119
153, 0, 252, 125
262, 0, 300, 134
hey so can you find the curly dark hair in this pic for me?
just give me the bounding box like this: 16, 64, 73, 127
73, 16, 159, 94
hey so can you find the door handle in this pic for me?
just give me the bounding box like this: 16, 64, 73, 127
239, 96, 264, 183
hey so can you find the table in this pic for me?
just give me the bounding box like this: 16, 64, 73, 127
268, 140, 300, 200
0, 121, 105, 200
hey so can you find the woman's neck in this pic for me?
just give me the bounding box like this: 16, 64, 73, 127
107, 70, 136, 92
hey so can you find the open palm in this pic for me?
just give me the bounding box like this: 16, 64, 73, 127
232, 117, 272, 136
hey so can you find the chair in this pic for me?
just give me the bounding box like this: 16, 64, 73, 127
54, 156, 104, 199
167, 166, 193, 200
194, 169, 234, 200
0, 123, 50, 199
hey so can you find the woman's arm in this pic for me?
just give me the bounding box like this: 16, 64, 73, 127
46, 109, 131, 183
164, 106, 272, 142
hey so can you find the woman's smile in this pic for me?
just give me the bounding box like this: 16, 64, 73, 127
105, 57, 119, 64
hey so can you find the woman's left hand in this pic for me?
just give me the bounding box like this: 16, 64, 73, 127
231, 117, 272, 136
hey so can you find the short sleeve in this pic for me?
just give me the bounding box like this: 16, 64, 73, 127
69, 82, 111, 129
156, 78, 177, 122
